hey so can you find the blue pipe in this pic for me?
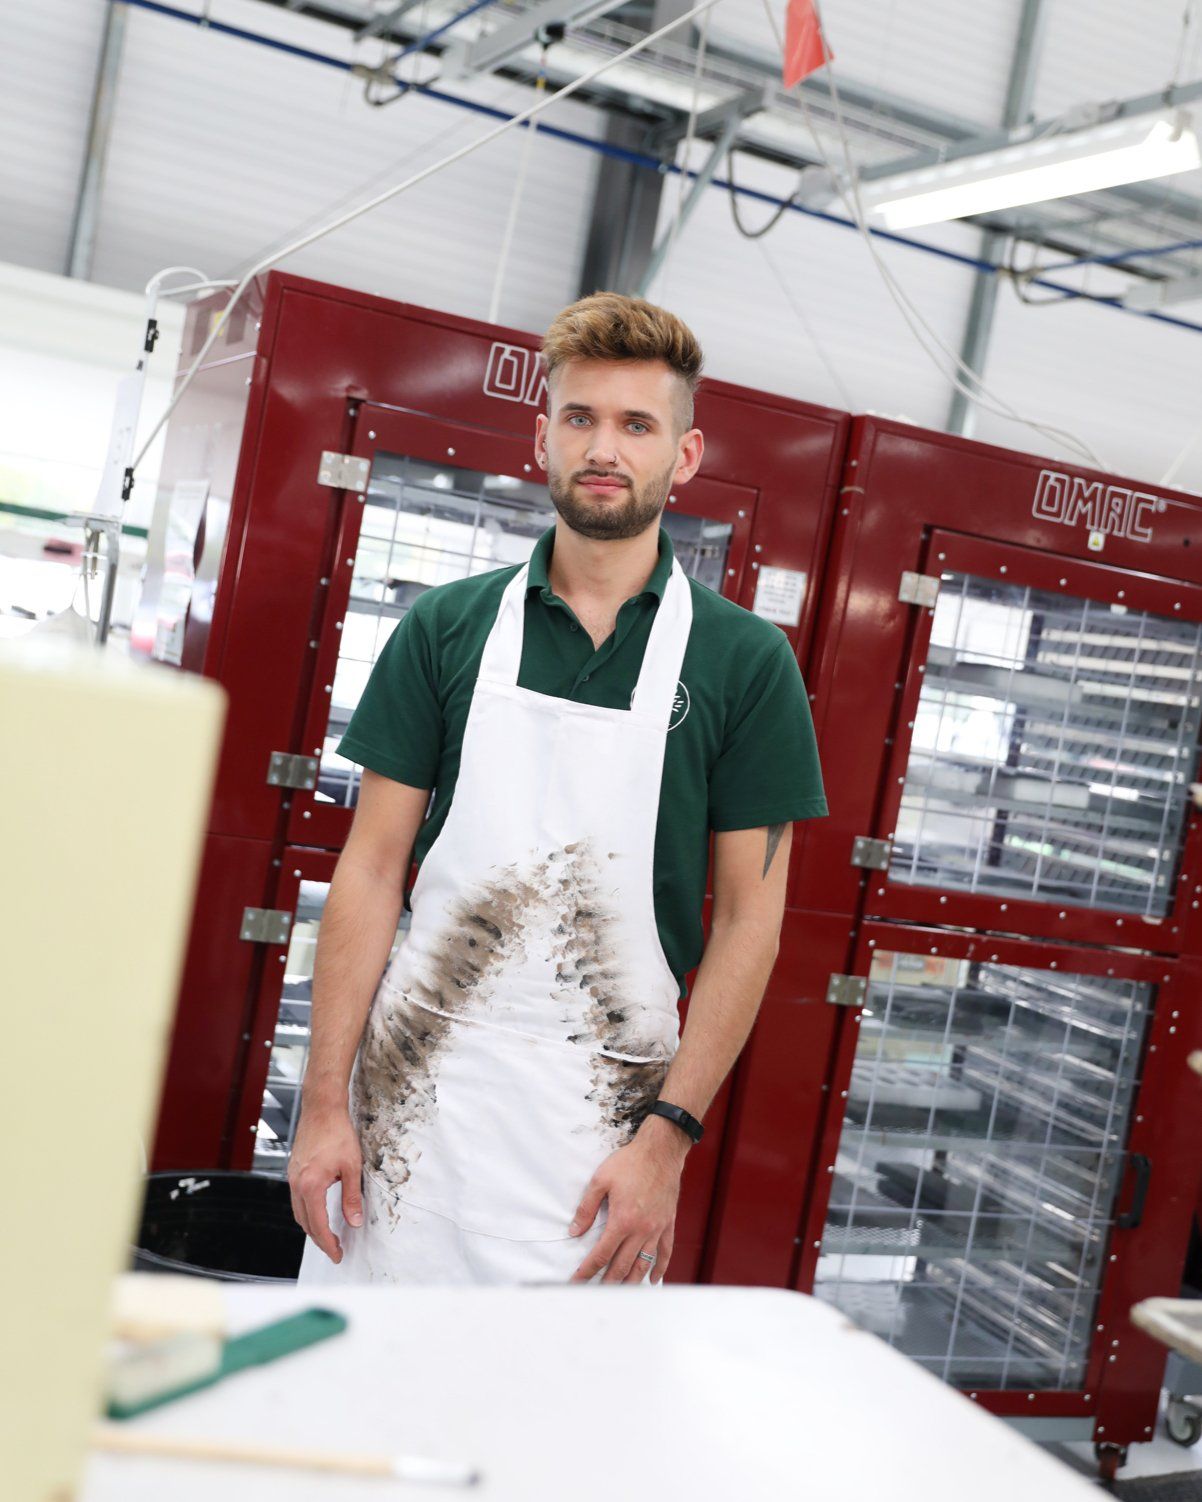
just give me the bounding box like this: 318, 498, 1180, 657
1035, 236, 1202, 274
110, 0, 1202, 339
391, 0, 497, 63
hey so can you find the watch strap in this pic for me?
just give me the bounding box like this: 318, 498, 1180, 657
648, 1099, 704, 1146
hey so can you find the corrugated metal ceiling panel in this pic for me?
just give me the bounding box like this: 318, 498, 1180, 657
0, 0, 109, 275
77, 0, 604, 330
1033, 0, 1202, 116
709, 0, 1025, 127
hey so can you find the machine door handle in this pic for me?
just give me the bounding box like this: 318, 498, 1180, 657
1117, 1154, 1152, 1230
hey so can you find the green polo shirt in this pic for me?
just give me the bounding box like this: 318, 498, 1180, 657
338, 524, 827, 999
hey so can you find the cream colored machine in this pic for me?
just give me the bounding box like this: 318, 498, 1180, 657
0, 641, 225, 1502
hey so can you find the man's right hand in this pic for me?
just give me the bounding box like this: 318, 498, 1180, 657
288, 1102, 364, 1264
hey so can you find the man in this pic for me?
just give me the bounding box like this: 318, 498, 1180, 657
291, 292, 827, 1287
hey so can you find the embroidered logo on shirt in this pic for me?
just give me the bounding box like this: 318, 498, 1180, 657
631, 680, 690, 730
670, 681, 690, 730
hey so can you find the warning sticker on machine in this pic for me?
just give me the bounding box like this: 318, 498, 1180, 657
752, 566, 806, 626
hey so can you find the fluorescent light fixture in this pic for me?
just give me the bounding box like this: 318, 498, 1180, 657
862, 109, 1202, 230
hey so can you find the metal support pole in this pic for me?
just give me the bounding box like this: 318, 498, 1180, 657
637, 109, 744, 297
577, 114, 668, 296
66, 1, 128, 281
574, 0, 695, 298
947, 0, 1048, 435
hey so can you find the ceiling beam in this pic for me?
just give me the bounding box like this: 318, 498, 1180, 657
354, 0, 431, 40
66, 0, 128, 281
638, 98, 751, 295
851, 78, 1202, 189
1124, 270, 1202, 309
441, 0, 629, 78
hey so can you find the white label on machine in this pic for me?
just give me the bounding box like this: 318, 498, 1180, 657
752, 566, 806, 626
153, 616, 186, 665
90, 371, 145, 521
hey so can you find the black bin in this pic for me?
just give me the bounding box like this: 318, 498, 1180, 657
132, 1171, 304, 1282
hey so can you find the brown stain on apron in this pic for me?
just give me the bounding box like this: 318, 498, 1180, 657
353, 873, 537, 1198
550, 838, 673, 1147
353, 839, 674, 1213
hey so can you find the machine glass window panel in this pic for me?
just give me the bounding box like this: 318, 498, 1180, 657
253, 880, 411, 1173
814, 949, 1151, 1390
319, 449, 734, 810
891, 571, 1202, 916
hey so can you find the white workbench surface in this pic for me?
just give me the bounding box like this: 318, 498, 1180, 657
81, 1285, 1097, 1500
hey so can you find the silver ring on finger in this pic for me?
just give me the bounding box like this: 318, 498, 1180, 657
637, 1250, 656, 1264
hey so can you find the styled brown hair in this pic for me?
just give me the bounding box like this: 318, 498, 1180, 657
541, 291, 704, 431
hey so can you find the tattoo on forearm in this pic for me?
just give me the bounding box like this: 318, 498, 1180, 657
762, 823, 786, 878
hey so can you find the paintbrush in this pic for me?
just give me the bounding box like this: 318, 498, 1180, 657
91, 1425, 481, 1485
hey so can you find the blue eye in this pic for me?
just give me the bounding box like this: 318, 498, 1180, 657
629, 422, 648, 434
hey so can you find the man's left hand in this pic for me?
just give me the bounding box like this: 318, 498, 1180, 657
568, 1121, 687, 1284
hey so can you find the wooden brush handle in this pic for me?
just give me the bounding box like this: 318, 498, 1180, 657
91, 1423, 479, 1486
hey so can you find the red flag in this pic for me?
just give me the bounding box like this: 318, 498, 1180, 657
783, 0, 832, 88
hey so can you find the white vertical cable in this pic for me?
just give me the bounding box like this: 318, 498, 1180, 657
1170, 0, 1199, 88
488, 57, 547, 326
1161, 423, 1202, 487
759, 237, 856, 409
648, 8, 710, 305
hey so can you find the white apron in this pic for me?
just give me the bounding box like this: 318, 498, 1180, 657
297, 552, 693, 1285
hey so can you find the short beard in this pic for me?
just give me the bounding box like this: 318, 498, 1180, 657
546, 459, 676, 541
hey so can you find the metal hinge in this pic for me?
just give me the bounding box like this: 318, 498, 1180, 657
267, 751, 319, 790
851, 835, 892, 870
826, 974, 868, 1008
240, 908, 293, 945
898, 570, 941, 607
317, 450, 370, 492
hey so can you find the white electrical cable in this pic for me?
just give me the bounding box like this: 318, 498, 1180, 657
130, 0, 727, 477
143, 265, 235, 298
1170, 0, 1200, 89
487, 61, 547, 325
1160, 422, 1202, 487
759, 0, 1107, 470
649, 7, 711, 305
759, 237, 857, 409
1158, 0, 1202, 488
822, 101, 1107, 467
222, 71, 535, 287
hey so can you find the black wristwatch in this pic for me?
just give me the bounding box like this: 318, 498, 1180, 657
647, 1100, 704, 1146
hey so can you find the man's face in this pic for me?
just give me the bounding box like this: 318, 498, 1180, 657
534, 359, 703, 542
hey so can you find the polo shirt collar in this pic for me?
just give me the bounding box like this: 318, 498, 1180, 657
527, 523, 674, 602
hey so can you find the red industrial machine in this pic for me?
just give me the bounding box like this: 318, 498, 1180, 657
711, 417, 1202, 1474
141, 271, 1202, 1472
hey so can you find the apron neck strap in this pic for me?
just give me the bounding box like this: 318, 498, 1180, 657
630, 559, 691, 723
476, 562, 532, 687
477, 555, 692, 728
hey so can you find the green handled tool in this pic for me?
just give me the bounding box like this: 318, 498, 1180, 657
107, 1306, 348, 1420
